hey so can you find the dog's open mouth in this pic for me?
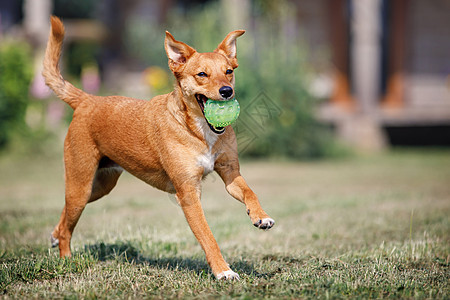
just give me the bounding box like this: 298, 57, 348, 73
195, 94, 225, 134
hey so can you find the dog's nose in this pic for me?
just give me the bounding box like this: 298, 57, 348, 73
219, 86, 233, 99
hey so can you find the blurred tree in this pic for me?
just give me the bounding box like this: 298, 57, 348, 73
0, 41, 33, 149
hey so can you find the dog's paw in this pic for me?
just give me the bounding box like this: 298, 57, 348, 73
50, 234, 59, 248
216, 270, 240, 281
253, 218, 275, 230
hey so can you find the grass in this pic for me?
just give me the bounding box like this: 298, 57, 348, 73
0, 149, 449, 299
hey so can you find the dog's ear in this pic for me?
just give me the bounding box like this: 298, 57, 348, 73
214, 30, 245, 69
165, 31, 196, 73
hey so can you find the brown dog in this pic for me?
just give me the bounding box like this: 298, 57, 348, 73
43, 16, 274, 280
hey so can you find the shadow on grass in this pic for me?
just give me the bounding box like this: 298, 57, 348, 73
81, 241, 273, 278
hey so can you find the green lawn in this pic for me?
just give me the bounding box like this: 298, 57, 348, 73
0, 150, 449, 299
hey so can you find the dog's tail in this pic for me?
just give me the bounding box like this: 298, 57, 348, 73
43, 16, 87, 110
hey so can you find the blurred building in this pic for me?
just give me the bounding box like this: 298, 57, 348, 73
297, 0, 450, 150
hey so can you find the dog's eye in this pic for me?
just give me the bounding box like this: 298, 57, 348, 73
226, 69, 233, 75
197, 72, 207, 77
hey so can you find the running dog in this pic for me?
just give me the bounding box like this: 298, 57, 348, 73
43, 16, 274, 280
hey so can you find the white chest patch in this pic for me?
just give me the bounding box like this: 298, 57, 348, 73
196, 118, 219, 176
198, 151, 216, 176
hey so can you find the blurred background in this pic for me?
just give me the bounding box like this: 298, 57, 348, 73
0, 0, 449, 159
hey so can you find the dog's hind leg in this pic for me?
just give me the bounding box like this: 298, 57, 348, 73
51, 132, 100, 257
51, 158, 122, 248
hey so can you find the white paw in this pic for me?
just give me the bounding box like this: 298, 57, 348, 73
216, 270, 240, 281
50, 234, 59, 248
254, 218, 275, 230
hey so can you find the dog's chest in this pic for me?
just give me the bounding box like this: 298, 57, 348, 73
198, 150, 217, 176
196, 118, 219, 176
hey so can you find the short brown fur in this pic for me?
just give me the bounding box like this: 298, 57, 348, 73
43, 16, 274, 280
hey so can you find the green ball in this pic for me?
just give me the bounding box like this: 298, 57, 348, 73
204, 98, 240, 127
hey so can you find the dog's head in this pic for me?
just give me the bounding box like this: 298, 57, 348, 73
164, 30, 245, 134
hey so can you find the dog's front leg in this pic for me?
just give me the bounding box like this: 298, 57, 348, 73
176, 184, 239, 280
216, 167, 275, 230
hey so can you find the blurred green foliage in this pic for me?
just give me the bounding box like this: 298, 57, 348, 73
0, 41, 33, 150
126, 0, 338, 159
